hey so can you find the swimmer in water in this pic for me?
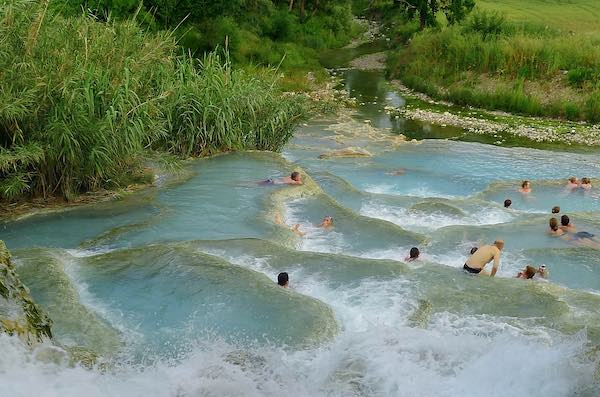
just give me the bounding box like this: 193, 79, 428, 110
260, 171, 303, 186
405, 247, 420, 262
503, 199, 512, 208
536, 264, 548, 279
548, 217, 565, 236
516, 265, 537, 279
518, 180, 531, 194
277, 272, 289, 288
463, 240, 504, 277
566, 177, 579, 190
559, 215, 576, 233
580, 177, 592, 190
319, 215, 334, 229
551, 206, 560, 214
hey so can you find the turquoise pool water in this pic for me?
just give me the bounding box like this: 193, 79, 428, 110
1, 67, 599, 397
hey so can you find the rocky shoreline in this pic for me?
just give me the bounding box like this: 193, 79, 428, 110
388, 81, 600, 146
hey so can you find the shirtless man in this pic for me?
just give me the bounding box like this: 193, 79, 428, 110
559, 215, 576, 233
463, 240, 504, 277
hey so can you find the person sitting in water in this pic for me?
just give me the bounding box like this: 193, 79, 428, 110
536, 264, 548, 279
516, 265, 537, 279
463, 240, 504, 277
552, 206, 560, 214
470, 247, 479, 255
519, 180, 532, 194
405, 247, 420, 262
559, 215, 576, 233
319, 215, 334, 229
261, 171, 303, 186
566, 177, 579, 190
277, 272, 289, 288
580, 177, 592, 190
504, 199, 512, 208
548, 217, 565, 236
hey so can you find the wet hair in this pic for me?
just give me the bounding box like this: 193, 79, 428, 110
409, 247, 420, 259
549, 217, 559, 231
569, 177, 577, 183
582, 177, 591, 184
470, 247, 478, 255
291, 171, 300, 181
277, 272, 289, 287
524, 265, 537, 279
521, 180, 530, 188
503, 199, 512, 208
561, 214, 570, 226
552, 206, 560, 214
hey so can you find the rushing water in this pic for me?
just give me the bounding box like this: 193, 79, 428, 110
2, 63, 600, 397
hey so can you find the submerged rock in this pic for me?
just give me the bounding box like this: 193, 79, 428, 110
318, 147, 373, 159
0, 240, 52, 343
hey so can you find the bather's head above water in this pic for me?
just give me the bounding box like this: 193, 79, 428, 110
504, 199, 512, 208
552, 206, 561, 214
517, 265, 537, 279
406, 247, 420, 262
549, 217, 564, 236
277, 272, 289, 288
581, 177, 592, 190
493, 239, 504, 250
291, 171, 301, 183
519, 180, 531, 193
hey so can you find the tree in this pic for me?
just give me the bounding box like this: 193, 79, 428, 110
396, 0, 475, 29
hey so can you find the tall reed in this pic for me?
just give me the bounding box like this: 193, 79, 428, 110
0, 0, 306, 201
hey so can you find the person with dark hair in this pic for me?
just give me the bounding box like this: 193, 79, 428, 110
503, 199, 512, 208
552, 206, 560, 214
519, 180, 531, 194
463, 240, 504, 277
277, 272, 289, 288
405, 247, 420, 262
470, 247, 478, 255
516, 265, 537, 279
580, 177, 592, 190
548, 218, 564, 236
559, 215, 576, 233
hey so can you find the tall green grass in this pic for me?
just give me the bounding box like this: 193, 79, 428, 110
388, 10, 600, 121
0, 0, 306, 201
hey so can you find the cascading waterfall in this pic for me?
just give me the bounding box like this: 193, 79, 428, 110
1, 66, 600, 397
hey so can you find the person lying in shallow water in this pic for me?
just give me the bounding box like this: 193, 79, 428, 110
463, 240, 504, 277
319, 216, 334, 229
260, 171, 303, 185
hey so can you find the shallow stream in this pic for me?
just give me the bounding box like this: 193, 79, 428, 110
1, 60, 600, 397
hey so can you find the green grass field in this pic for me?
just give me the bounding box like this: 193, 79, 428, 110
477, 0, 600, 33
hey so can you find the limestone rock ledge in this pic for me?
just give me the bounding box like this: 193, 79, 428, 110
0, 240, 52, 343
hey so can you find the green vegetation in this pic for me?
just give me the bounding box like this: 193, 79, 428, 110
0, 0, 308, 201
477, 0, 600, 34
383, 1, 600, 122
51, 0, 359, 90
